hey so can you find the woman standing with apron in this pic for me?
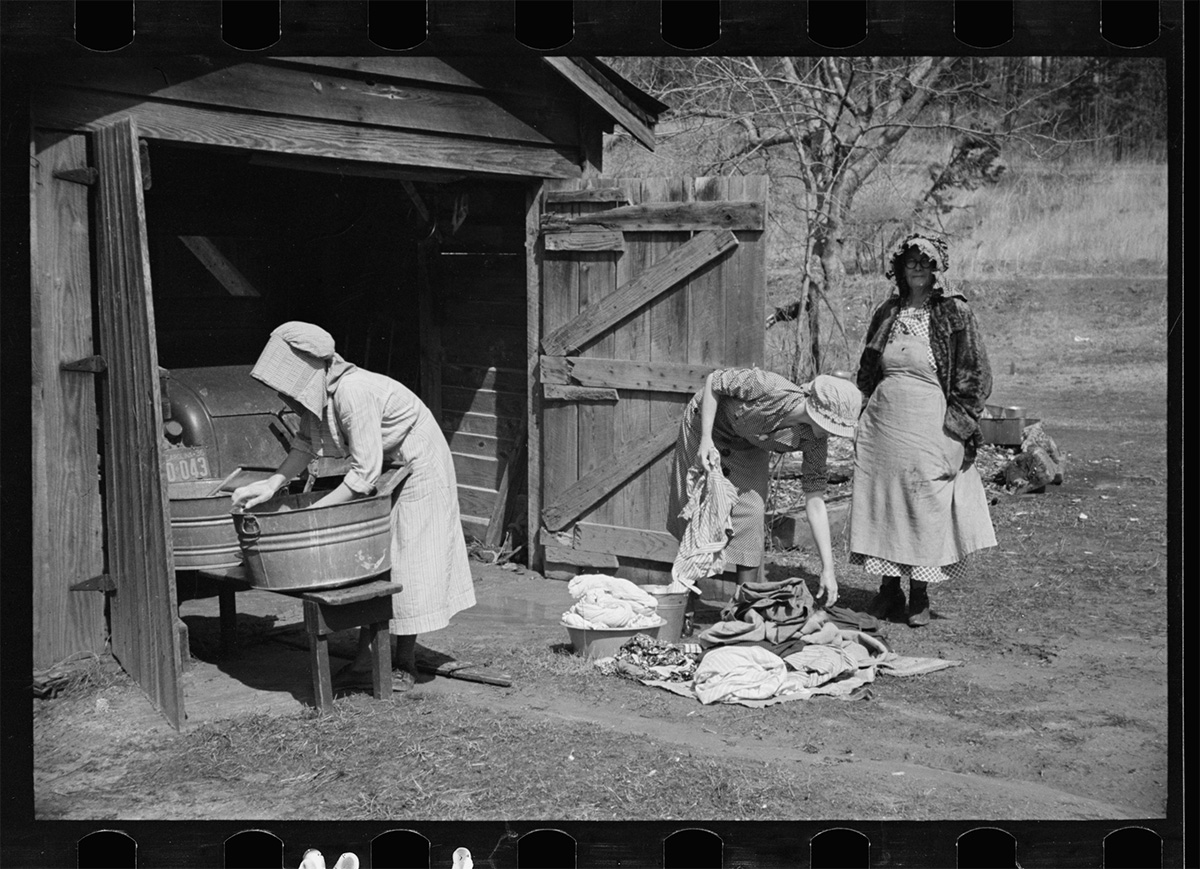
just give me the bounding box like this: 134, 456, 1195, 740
232, 322, 476, 690
849, 235, 997, 626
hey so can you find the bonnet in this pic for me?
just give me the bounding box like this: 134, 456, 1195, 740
250, 321, 338, 418
804, 374, 862, 439
885, 232, 951, 294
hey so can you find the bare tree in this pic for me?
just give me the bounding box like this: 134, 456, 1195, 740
609, 55, 1161, 379
610, 56, 1014, 379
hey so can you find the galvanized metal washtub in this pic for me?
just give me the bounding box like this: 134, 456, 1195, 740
979, 404, 1040, 447
168, 469, 275, 570
231, 466, 410, 592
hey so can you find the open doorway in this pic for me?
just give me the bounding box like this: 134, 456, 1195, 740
144, 142, 427, 383
142, 141, 532, 540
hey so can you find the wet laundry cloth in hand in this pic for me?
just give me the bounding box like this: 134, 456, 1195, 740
671, 464, 739, 592
561, 574, 662, 629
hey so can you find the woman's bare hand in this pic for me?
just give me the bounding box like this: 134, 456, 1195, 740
816, 565, 839, 608
696, 435, 720, 472
230, 479, 279, 511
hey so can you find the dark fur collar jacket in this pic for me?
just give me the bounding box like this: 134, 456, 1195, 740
855, 290, 993, 455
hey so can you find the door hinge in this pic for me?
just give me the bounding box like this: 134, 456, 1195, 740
53, 167, 99, 186
71, 574, 115, 592
60, 355, 107, 373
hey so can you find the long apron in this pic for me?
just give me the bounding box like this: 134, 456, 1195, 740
849, 323, 996, 575
385, 407, 476, 634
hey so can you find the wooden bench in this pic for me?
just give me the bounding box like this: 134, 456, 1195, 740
185, 566, 402, 713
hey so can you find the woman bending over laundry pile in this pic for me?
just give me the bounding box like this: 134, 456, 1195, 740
667, 367, 862, 605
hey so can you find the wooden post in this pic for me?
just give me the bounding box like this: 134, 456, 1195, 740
525, 181, 545, 570
303, 599, 336, 714
370, 620, 391, 700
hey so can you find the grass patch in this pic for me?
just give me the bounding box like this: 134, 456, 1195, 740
118, 694, 830, 820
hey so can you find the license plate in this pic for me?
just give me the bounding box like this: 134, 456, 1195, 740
162, 447, 212, 483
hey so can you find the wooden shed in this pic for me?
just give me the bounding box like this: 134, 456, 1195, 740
28, 54, 768, 727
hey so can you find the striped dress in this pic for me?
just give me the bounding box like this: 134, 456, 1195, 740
667, 368, 829, 569
294, 366, 476, 634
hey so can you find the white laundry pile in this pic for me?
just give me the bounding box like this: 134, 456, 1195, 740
561, 574, 664, 630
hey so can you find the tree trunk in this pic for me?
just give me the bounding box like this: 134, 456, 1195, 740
806, 213, 848, 379
805, 277, 821, 379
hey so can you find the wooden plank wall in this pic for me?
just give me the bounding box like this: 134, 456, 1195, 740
436, 182, 530, 541
540, 177, 767, 582
30, 131, 107, 668
30, 57, 586, 180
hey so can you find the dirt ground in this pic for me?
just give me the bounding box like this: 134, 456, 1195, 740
31, 276, 1171, 825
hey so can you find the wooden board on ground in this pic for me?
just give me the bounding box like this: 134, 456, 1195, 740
416, 659, 512, 687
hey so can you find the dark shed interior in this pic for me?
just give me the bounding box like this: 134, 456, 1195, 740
143, 141, 530, 537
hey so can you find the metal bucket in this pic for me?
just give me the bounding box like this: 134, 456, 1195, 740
168, 480, 242, 570
981, 404, 1039, 447
644, 584, 694, 645
231, 467, 408, 591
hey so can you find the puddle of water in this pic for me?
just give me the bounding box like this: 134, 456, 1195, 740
459, 582, 574, 629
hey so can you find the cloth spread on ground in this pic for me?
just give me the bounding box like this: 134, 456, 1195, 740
694, 646, 789, 704
635, 576, 961, 706
561, 574, 663, 630
670, 464, 739, 593
645, 627, 961, 706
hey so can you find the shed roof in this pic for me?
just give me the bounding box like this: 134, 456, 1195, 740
541, 57, 666, 151
29, 54, 668, 180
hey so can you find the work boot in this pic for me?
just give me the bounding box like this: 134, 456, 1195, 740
907, 581, 931, 627
867, 576, 906, 621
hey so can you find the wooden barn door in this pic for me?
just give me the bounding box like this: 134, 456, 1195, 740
31, 131, 107, 669
536, 177, 767, 578
92, 118, 185, 728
